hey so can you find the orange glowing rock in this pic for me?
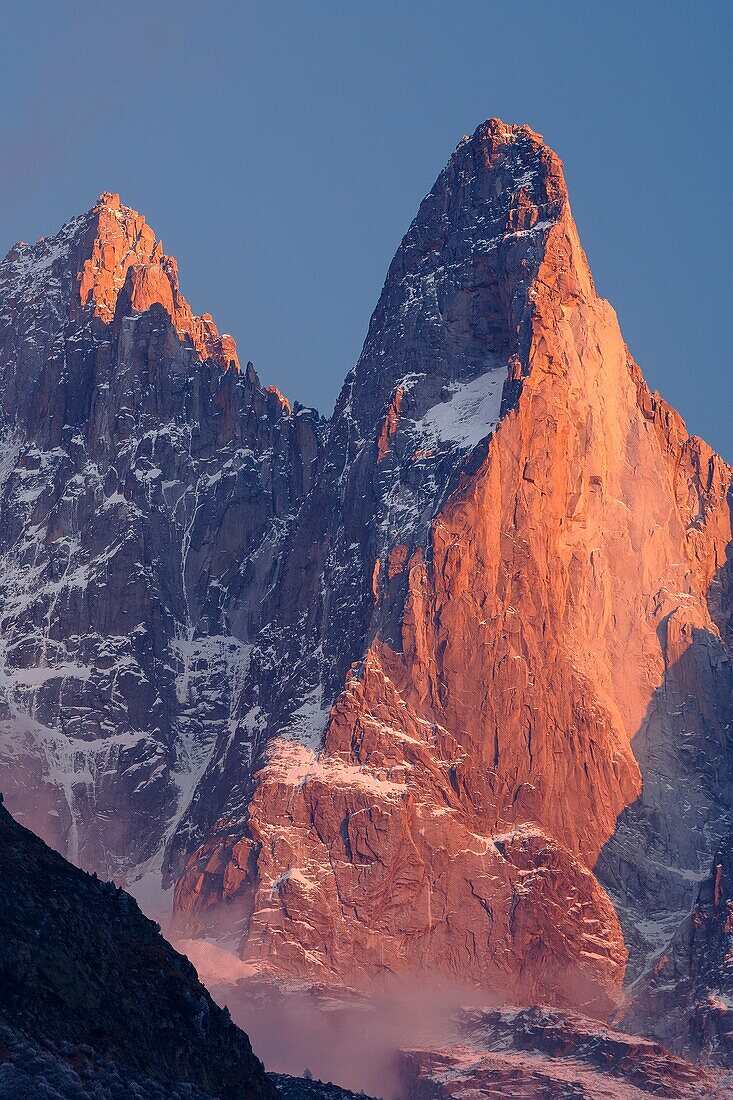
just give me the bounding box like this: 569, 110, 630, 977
376, 387, 404, 463
79, 193, 239, 370
173, 121, 732, 1020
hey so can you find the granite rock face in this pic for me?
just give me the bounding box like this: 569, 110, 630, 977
0, 193, 322, 888
172, 122, 733, 1016
0, 122, 731, 1041
622, 831, 733, 1067
399, 1006, 719, 1099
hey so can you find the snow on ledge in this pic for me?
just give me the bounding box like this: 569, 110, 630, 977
408, 365, 506, 452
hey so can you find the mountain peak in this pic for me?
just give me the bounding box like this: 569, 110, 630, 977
80, 194, 240, 371
1, 123, 731, 1088
469, 116, 544, 141
455, 117, 568, 209
96, 189, 123, 209
0, 193, 239, 372
331, 117, 576, 478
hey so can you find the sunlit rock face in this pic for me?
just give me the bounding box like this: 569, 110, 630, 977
173, 120, 732, 1018
0, 121, 731, 1035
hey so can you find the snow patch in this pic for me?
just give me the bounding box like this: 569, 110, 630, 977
279, 689, 330, 751
411, 367, 506, 451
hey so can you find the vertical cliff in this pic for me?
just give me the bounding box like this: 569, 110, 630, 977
622, 830, 733, 1067
0, 121, 730, 1033
0, 194, 322, 892
172, 122, 732, 1016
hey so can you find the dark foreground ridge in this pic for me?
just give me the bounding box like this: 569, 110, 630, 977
269, 1075, 380, 1100
0, 794, 379, 1099
0, 793, 276, 1099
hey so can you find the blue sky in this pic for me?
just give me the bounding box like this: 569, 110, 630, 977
0, 1, 730, 457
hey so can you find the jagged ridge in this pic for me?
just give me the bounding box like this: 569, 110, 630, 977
0, 120, 730, 1070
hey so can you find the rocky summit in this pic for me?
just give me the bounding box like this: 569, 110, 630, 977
0, 189, 321, 884
0, 118, 731, 1091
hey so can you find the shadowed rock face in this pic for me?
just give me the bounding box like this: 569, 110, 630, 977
0, 796, 276, 1099
0, 121, 731, 1036
0, 193, 323, 886
621, 831, 733, 1067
